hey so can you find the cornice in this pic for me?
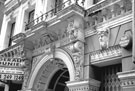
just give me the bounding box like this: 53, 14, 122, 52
85, 12, 132, 37
118, 70, 135, 87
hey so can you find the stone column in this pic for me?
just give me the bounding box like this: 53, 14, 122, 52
118, 70, 135, 91
4, 84, 9, 91
66, 79, 100, 91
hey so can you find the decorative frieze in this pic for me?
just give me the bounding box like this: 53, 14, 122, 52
32, 31, 58, 50
118, 70, 135, 91
0, 44, 25, 58
66, 79, 100, 91
85, 0, 132, 31
90, 45, 122, 62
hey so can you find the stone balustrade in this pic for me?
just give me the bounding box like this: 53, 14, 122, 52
85, 0, 132, 30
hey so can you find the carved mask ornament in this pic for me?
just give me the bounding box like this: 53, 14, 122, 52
98, 28, 110, 50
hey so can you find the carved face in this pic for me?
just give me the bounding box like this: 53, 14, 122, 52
98, 29, 110, 49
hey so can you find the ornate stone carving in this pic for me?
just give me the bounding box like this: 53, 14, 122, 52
90, 45, 122, 62
32, 32, 58, 50
67, 17, 84, 42
66, 79, 100, 91
22, 58, 32, 90
67, 20, 77, 42
118, 70, 135, 89
65, 16, 84, 80
0, 44, 25, 58
97, 27, 110, 50
122, 0, 132, 12
66, 41, 84, 80
85, 0, 132, 29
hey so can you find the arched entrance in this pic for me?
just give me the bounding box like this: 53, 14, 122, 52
47, 68, 69, 91
27, 49, 75, 91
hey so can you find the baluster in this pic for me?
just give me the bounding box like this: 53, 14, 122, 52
68, 0, 71, 5
41, 14, 43, 21
45, 13, 48, 20
62, 2, 65, 9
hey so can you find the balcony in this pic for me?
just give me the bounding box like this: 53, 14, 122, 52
85, 0, 132, 34
25, 0, 85, 32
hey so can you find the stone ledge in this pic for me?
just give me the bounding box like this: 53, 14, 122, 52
66, 79, 100, 91
118, 70, 135, 87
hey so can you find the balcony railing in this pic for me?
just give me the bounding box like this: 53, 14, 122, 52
25, 0, 84, 31
85, 0, 132, 29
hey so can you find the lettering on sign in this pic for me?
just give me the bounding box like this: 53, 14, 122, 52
0, 67, 24, 74
0, 57, 24, 67
0, 74, 23, 81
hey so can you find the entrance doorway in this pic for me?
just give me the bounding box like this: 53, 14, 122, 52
48, 68, 69, 91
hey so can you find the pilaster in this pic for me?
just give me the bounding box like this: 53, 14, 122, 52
66, 79, 100, 91
118, 70, 135, 91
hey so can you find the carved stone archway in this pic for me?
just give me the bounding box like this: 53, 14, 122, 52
26, 48, 75, 91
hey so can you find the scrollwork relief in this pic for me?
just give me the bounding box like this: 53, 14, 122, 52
32, 31, 58, 50
64, 17, 84, 80
65, 41, 84, 80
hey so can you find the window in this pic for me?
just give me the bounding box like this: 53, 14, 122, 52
8, 22, 15, 46
28, 10, 35, 23
25, 10, 35, 30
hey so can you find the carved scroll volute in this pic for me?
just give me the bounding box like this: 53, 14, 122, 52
66, 16, 85, 80
69, 41, 84, 80
67, 16, 85, 42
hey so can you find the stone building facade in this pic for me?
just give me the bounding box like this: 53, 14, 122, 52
0, 0, 135, 91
